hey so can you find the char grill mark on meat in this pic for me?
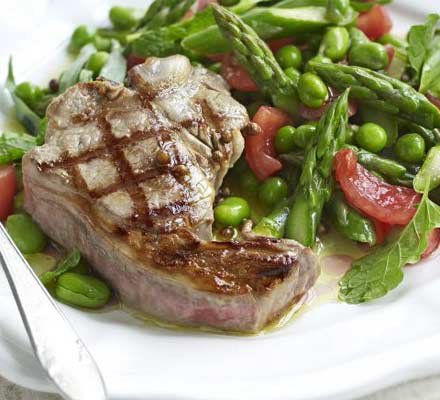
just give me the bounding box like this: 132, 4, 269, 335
23, 55, 320, 332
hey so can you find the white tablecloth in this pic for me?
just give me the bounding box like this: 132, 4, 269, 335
2, 374, 440, 400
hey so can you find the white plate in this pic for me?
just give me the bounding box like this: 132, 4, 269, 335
1, 1, 440, 399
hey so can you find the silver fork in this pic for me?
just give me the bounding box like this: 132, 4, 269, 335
0, 223, 107, 400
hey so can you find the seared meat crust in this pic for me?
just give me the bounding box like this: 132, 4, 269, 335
23, 55, 319, 332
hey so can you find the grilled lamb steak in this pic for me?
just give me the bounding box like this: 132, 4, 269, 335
23, 55, 319, 332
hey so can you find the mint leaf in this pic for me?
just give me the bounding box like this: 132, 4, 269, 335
419, 35, 440, 97
5, 59, 41, 135
339, 191, 440, 303
407, 14, 439, 85
40, 248, 81, 286
0, 131, 36, 164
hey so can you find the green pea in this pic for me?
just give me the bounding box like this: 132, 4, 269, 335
109, 6, 138, 30
275, 45, 303, 70
214, 197, 251, 227
349, 42, 388, 70
13, 191, 25, 212
275, 125, 297, 154
70, 25, 94, 52
93, 35, 111, 52
355, 123, 387, 153
6, 214, 47, 254
258, 177, 289, 207
297, 72, 329, 108
14, 82, 43, 108
239, 168, 261, 193
395, 133, 426, 164
322, 27, 350, 61
293, 124, 317, 149
284, 67, 301, 85
55, 273, 111, 309
305, 56, 332, 73
86, 51, 110, 76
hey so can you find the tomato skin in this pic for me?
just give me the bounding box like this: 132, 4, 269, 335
373, 219, 393, 245
267, 37, 294, 53
427, 93, 440, 110
357, 5, 392, 41
384, 45, 395, 65
221, 54, 258, 92
246, 106, 291, 181
334, 149, 421, 225
300, 93, 357, 121
422, 228, 440, 259
127, 54, 146, 70
0, 165, 17, 221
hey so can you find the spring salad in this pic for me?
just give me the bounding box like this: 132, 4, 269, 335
1, 0, 440, 312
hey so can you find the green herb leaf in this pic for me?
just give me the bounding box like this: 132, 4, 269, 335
419, 35, 440, 97
339, 191, 440, 304
5, 59, 42, 135
100, 40, 127, 83
59, 44, 96, 93
414, 145, 440, 193
407, 14, 439, 85
0, 131, 36, 164
36, 117, 47, 146
138, 0, 196, 30
40, 248, 82, 286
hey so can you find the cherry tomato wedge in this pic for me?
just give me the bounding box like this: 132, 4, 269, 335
334, 149, 421, 225
357, 5, 392, 41
221, 54, 258, 92
246, 106, 291, 181
127, 54, 146, 70
0, 165, 17, 221
422, 228, 440, 259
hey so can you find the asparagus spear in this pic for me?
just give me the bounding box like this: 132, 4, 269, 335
285, 89, 350, 247
212, 5, 299, 116
138, 0, 196, 30
309, 61, 440, 129
184, 6, 331, 56
253, 196, 293, 238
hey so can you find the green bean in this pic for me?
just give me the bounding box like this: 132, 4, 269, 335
346, 145, 407, 179
349, 27, 369, 46
298, 72, 329, 108
55, 273, 111, 309
321, 27, 350, 62
6, 214, 47, 254
328, 191, 376, 245
349, 42, 389, 71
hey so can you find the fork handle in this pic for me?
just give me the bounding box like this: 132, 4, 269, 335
0, 223, 107, 400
